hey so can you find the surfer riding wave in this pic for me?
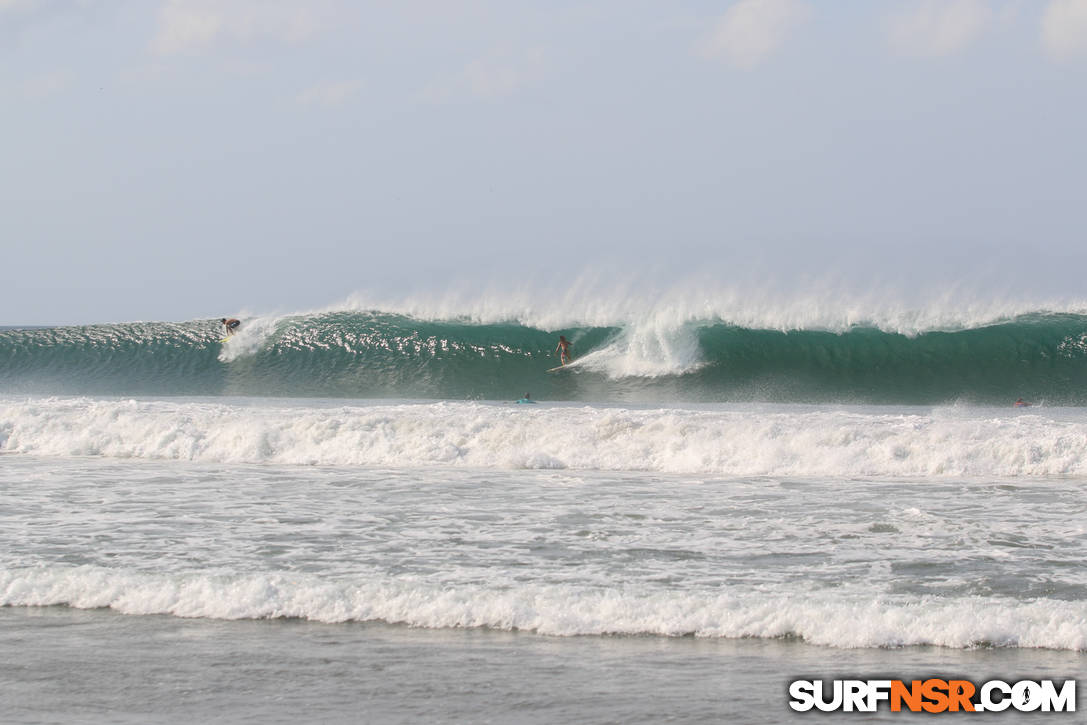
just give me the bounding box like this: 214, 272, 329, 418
555, 335, 572, 365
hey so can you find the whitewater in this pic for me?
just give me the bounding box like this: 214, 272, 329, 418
4, 397, 1087, 477
2, 303, 1086, 722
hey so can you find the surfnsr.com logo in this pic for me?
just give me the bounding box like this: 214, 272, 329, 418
789, 679, 1076, 713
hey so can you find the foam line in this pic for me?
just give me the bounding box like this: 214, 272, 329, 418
3, 398, 1086, 477
2, 566, 1083, 649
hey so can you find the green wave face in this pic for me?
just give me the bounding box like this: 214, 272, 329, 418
3, 312, 1087, 404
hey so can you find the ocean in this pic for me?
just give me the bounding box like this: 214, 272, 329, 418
1, 310, 1085, 723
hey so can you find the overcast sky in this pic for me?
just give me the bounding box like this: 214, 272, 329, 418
3, 0, 1086, 325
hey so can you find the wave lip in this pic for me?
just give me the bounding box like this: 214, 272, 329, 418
2, 565, 1084, 650
2, 398, 1086, 478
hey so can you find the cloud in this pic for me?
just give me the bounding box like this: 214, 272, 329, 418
152, 0, 325, 55
296, 79, 362, 107
1041, 0, 1087, 60
698, 0, 813, 70
424, 48, 547, 102
886, 0, 993, 58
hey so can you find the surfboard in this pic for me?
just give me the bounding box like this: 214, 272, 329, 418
547, 365, 570, 372
220, 337, 231, 343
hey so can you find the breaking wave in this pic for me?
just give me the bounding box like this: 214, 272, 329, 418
4, 309, 1087, 403
2, 565, 1083, 650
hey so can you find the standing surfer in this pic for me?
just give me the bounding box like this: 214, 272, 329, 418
555, 335, 572, 366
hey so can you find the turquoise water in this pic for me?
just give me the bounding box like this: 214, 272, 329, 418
4, 310, 1087, 403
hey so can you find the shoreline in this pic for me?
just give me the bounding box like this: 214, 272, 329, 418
4, 607, 1083, 724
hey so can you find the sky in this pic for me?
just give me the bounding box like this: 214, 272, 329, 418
2, 0, 1086, 325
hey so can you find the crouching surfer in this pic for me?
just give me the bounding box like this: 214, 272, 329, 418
221, 318, 240, 336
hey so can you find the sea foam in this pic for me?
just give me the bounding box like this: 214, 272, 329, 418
2, 565, 1083, 650
2, 397, 1085, 478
